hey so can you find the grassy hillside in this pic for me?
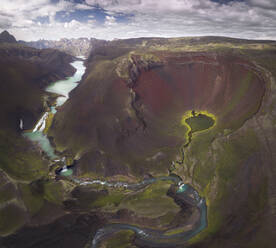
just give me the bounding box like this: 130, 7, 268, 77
0, 42, 75, 236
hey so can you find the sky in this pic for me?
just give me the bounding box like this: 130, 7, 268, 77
0, 0, 276, 41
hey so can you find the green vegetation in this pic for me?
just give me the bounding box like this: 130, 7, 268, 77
247, 176, 268, 223
0, 130, 48, 181
44, 181, 64, 205
90, 191, 125, 210
101, 230, 135, 248
0, 203, 26, 236
19, 183, 44, 216
184, 111, 215, 134
0, 183, 17, 205
120, 181, 180, 218
70, 180, 179, 227
164, 225, 193, 236
68, 184, 122, 211
159, 211, 178, 226
115, 51, 161, 81
186, 114, 214, 133
189, 128, 262, 243
19, 179, 70, 217
43, 112, 54, 135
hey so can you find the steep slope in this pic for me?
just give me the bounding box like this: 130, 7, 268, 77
48, 37, 276, 247
0, 40, 76, 236
0, 43, 76, 131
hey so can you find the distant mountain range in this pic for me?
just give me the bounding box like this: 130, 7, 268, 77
0, 30, 107, 57
19, 37, 107, 57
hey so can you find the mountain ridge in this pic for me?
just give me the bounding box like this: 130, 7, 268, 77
0, 30, 17, 43
19, 37, 107, 56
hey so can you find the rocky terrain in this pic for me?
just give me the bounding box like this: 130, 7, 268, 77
20, 37, 107, 57
1, 34, 276, 248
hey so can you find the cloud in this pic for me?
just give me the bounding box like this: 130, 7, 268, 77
64, 19, 80, 28
247, 0, 276, 9
0, 17, 12, 29
85, 0, 219, 13
0, 0, 94, 26
75, 3, 95, 10
104, 15, 117, 26
84, 0, 276, 40
0, 0, 276, 41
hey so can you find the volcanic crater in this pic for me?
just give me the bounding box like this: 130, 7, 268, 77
130, 52, 264, 128
49, 50, 265, 178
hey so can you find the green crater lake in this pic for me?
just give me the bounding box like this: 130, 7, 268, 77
185, 111, 215, 134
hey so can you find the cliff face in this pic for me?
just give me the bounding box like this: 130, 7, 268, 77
48, 37, 276, 247
20, 37, 108, 57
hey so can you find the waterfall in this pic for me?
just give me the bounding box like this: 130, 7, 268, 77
33, 112, 48, 132
19, 119, 23, 130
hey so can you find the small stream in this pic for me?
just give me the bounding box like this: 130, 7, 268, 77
22, 57, 207, 247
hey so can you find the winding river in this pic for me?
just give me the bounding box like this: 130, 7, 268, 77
23, 57, 207, 248
73, 176, 207, 248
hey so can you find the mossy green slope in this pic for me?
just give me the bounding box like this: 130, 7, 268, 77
100, 230, 136, 248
